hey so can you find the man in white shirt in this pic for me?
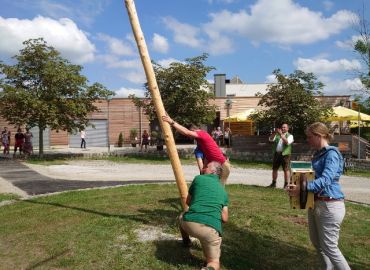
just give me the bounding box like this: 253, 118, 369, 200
80, 130, 86, 149
268, 123, 294, 188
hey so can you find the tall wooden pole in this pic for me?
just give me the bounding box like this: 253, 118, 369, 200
124, 0, 188, 209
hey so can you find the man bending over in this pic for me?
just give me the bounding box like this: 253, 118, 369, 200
179, 161, 229, 270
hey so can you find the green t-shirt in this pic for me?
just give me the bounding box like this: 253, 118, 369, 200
183, 174, 229, 234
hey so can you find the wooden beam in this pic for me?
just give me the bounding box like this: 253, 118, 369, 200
124, 0, 188, 209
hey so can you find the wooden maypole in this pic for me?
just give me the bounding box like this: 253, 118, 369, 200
124, 0, 188, 209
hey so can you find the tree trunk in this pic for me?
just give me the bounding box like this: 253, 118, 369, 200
38, 127, 44, 157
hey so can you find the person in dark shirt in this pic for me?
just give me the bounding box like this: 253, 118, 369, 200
14, 128, 25, 157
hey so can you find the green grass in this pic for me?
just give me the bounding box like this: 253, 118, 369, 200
0, 193, 20, 203
345, 169, 370, 178
0, 184, 368, 270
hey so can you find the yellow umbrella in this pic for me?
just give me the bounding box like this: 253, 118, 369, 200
350, 121, 370, 128
224, 108, 256, 122
324, 106, 370, 121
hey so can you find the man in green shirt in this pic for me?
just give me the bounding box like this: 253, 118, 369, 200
179, 161, 229, 270
268, 123, 294, 188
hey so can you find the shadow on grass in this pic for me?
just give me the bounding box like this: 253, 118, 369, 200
25, 249, 70, 270
221, 222, 318, 270
155, 240, 205, 268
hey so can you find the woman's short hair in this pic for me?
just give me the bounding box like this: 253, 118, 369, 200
306, 122, 334, 142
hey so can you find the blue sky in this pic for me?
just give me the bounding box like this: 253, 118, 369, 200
1, 0, 369, 97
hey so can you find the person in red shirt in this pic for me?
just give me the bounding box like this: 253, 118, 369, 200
14, 128, 25, 157
162, 115, 230, 185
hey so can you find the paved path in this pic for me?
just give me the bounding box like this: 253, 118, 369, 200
1, 158, 369, 205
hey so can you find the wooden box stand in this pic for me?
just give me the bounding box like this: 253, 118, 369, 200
289, 162, 315, 209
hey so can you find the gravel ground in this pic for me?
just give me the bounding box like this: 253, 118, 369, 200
1, 160, 369, 204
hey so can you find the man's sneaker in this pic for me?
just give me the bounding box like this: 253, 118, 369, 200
267, 181, 276, 188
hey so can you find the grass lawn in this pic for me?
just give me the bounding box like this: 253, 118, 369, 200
0, 193, 20, 203
0, 184, 369, 270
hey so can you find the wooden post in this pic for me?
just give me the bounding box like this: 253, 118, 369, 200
124, 0, 188, 209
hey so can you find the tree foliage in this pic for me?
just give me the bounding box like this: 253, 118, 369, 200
130, 53, 217, 127
251, 69, 332, 135
0, 38, 114, 154
352, 5, 370, 113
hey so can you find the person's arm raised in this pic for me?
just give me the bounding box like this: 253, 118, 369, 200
161, 115, 199, 138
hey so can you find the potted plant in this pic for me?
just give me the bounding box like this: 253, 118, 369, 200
150, 130, 164, 150
130, 128, 138, 147
156, 132, 165, 151
117, 132, 124, 147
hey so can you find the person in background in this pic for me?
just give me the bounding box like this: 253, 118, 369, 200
267, 123, 294, 188
14, 128, 25, 157
179, 161, 228, 270
1, 127, 10, 155
80, 130, 86, 149
215, 127, 223, 146
162, 115, 230, 185
23, 127, 33, 157
224, 127, 232, 148
211, 127, 217, 142
141, 130, 149, 151
286, 122, 350, 270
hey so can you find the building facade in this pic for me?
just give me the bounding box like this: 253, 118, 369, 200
0, 74, 351, 148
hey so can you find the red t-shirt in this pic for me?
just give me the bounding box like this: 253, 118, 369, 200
195, 130, 226, 164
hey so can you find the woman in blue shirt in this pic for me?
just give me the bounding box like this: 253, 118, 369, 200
288, 122, 350, 270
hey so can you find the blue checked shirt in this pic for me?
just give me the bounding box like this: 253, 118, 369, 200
307, 146, 345, 199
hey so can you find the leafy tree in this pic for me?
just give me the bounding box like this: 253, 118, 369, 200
0, 38, 114, 155
130, 53, 217, 127
251, 69, 332, 135
352, 5, 370, 113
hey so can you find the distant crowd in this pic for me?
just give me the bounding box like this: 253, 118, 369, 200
1, 127, 33, 158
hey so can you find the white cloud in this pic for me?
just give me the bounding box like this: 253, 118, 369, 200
157, 57, 181, 67
162, 17, 204, 48
204, 0, 357, 46
152, 33, 169, 53
114, 87, 145, 97
0, 16, 95, 64
320, 77, 365, 95
209, 35, 234, 55
336, 35, 362, 50
120, 70, 146, 84
265, 74, 278, 83
294, 58, 362, 75
98, 54, 142, 69
97, 33, 135, 56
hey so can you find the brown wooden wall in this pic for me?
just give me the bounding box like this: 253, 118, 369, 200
89, 99, 150, 146
0, 98, 151, 147
0, 95, 351, 147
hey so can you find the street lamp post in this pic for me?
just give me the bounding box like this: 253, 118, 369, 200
225, 98, 233, 129
106, 95, 113, 154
